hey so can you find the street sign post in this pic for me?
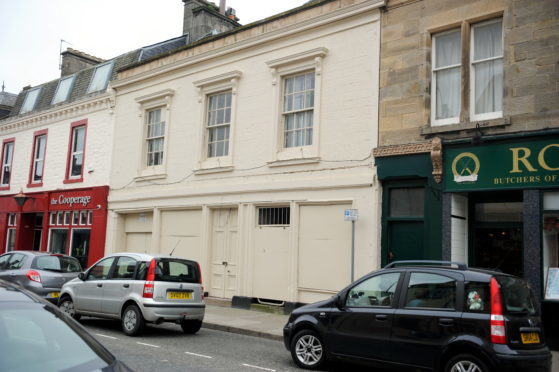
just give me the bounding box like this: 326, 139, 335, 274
344, 209, 358, 282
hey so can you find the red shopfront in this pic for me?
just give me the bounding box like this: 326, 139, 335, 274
0, 186, 108, 269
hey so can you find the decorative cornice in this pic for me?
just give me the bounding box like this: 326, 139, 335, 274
0, 94, 111, 135
373, 142, 433, 157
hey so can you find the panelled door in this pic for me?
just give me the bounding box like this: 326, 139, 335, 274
210, 208, 238, 299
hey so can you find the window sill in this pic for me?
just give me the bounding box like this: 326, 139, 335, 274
0, 186, 10, 191
421, 116, 511, 135
194, 166, 234, 175
134, 173, 167, 182
63, 177, 83, 184
27, 182, 43, 188
267, 157, 320, 168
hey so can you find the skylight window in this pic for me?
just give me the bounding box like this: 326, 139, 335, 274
20, 87, 41, 114
87, 62, 113, 93
52, 75, 75, 104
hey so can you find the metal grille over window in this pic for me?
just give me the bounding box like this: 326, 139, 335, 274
283, 72, 314, 148
146, 108, 165, 166
207, 91, 231, 158
258, 207, 290, 226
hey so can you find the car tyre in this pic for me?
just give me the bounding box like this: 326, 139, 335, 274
59, 296, 81, 321
122, 304, 145, 336
290, 329, 327, 370
181, 319, 202, 334
445, 353, 489, 372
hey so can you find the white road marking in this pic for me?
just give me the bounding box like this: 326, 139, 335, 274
184, 351, 213, 359
95, 333, 118, 340
241, 363, 276, 372
136, 342, 161, 348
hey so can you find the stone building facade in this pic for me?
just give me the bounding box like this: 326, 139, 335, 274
374, 0, 559, 347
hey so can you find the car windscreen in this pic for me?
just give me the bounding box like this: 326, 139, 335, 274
32, 255, 82, 273
0, 302, 112, 371
497, 276, 537, 316
155, 258, 200, 283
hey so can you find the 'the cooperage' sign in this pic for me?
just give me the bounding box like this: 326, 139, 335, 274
50, 194, 92, 207
444, 138, 559, 192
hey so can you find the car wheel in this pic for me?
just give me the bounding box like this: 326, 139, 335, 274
445, 353, 489, 372
59, 296, 81, 321
290, 329, 327, 370
121, 304, 145, 336
181, 319, 202, 334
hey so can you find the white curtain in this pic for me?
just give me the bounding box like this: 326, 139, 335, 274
473, 21, 503, 115
435, 31, 461, 120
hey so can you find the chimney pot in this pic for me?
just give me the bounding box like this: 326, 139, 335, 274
219, 0, 226, 14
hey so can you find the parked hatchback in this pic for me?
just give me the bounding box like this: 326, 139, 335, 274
59, 252, 205, 336
0, 251, 82, 303
283, 261, 551, 372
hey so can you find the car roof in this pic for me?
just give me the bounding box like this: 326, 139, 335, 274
0, 280, 41, 304
102, 252, 197, 262
1, 251, 74, 258
380, 264, 517, 282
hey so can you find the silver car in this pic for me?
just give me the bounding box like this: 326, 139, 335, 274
58, 252, 205, 336
0, 251, 82, 303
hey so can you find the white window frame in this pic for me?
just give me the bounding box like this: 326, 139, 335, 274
1, 141, 14, 187
31, 134, 47, 184
69, 228, 91, 258
470, 18, 503, 122
68, 125, 86, 180
47, 228, 69, 254
266, 48, 327, 164
87, 61, 114, 93
52, 75, 75, 105
145, 108, 165, 167
431, 29, 462, 126
6, 228, 16, 252
205, 90, 233, 159
8, 213, 17, 226
134, 89, 175, 180
20, 87, 41, 114
193, 71, 241, 172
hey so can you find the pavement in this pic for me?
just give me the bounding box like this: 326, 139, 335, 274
202, 302, 559, 371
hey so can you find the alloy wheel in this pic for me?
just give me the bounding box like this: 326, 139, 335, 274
60, 300, 75, 317
123, 309, 137, 332
295, 334, 323, 367
450, 360, 483, 372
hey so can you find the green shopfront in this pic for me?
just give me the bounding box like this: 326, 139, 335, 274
443, 135, 559, 349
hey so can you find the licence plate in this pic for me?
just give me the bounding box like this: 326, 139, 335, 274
50, 292, 60, 298
167, 292, 192, 300
521, 332, 540, 344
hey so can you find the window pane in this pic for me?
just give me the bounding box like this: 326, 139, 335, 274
71, 154, 83, 176
87, 63, 113, 93
405, 273, 456, 309
20, 88, 41, 114
474, 59, 502, 114
435, 31, 461, 68
49, 229, 68, 255
52, 76, 74, 104
435, 67, 461, 120
346, 273, 400, 307
73, 127, 85, 152
1, 142, 13, 185
474, 21, 502, 61
87, 257, 115, 280
390, 188, 424, 217
113, 256, 137, 279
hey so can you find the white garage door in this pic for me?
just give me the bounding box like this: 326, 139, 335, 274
160, 209, 202, 262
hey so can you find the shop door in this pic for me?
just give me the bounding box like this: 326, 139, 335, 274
70, 229, 91, 270
472, 225, 523, 277
210, 208, 238, 299
388, 221, 424, 262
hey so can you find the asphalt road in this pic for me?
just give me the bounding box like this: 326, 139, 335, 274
80, 318, 388, 372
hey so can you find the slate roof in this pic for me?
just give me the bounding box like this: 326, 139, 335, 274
0, 91, 17, 107
5, 36, 189, 120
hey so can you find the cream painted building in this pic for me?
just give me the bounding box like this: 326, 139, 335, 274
107, 0, 384, 306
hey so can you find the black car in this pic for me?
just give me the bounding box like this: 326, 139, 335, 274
0, 279, 132, 372
283, 261, 552, 372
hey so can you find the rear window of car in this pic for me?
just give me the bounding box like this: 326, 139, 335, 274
32, 256, 82, 273
464, 281, 490, 313
497, 276, 537, 316
156, 258, 200, 283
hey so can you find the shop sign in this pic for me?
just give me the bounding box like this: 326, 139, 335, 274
50, 194, 92, 207
444, 138, 559, 191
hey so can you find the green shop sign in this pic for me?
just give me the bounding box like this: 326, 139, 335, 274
444, 138, 559, 191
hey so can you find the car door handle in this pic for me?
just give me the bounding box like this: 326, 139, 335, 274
376, 314, 388, 321
439, 318, 454, 326
97, 284, 103, 288
123, 284, 130, 288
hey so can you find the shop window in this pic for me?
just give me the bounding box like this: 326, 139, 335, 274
64, 212, 71, 225
88, 211, 93, 225
543, 192, 559, 300
80, 211, 88, 225
71, 229, 90, 269
390, 188, 425, 217
50, 212, 57, 226
57, 212, 64, 225
73, 211, 79, 225
258, 207, 290, 226
49, 229, 68, 254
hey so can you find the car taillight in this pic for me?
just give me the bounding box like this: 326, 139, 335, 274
143, 259, 156, 298
26, 270, 42, 283
490, 277, 506, 344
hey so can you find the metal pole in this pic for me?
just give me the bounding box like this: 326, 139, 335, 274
351, 220, 355, 282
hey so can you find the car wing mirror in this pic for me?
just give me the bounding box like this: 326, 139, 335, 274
78, 272, 86, 281
335, 293, 345, 310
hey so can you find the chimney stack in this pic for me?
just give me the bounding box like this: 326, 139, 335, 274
219, 0, 226, 14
